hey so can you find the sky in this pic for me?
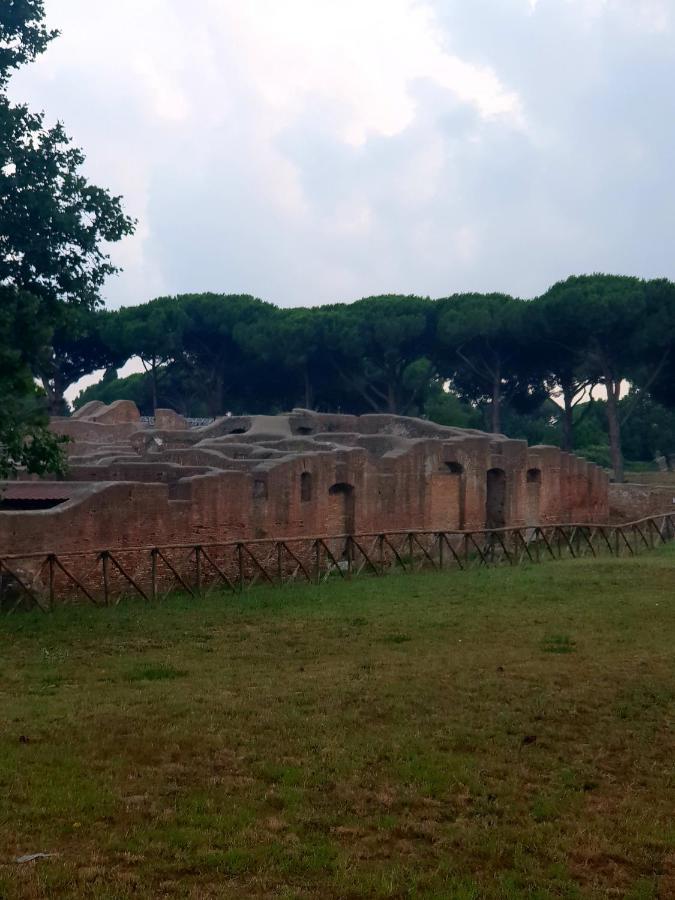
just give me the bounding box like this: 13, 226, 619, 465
9, 0, 675, 315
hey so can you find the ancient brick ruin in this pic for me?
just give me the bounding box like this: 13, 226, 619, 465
0, 401, 611, 556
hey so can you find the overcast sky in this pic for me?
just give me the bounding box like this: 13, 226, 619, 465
10, 0, 675, 311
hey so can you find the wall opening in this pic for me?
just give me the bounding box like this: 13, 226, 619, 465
0, 498, 69, 511
486, 468, 507, 529
526, 468, 542, 525
252, 479, 268, 500
441, 461, 466, 529
328, 482, 355, 534
300, 472, 312, 502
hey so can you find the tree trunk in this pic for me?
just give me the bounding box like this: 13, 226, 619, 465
491, 363, 501, 434
387, 381, 397, 414
604, 374, 624, 482
302, 364, 313, 409
210, 369, 225, 417
150, 357, 159, 413
43, 367, 67, 417
561, 385, 574, 451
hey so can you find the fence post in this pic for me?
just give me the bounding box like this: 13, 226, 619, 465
195, 546, 202, 596
48, 554, 55, 610
101, 551, 110, 607
237, 543, 245, 593
438, 533, 444, 570
314, 540, 321, 585
277, 542, 283, 586
151, 548, 158, 601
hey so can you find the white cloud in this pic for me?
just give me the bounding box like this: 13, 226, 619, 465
8, 0, 675, 314
203, 0, 522, 145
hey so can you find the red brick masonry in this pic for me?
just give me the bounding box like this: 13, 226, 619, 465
0, 404, 610, 556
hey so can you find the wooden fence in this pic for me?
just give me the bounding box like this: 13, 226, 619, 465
1, 514, 673, 614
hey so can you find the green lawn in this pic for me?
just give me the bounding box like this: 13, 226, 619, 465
1, 551, 675, 899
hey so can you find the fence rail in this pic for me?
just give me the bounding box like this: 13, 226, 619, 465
1, 514, 674, 614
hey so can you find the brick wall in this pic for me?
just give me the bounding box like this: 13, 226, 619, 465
0, 408, 612, 556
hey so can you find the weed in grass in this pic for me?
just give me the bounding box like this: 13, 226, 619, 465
626, 877, 658, 899
381, 632, 412, 644
541, 633, 576, 653
125, 663, 188, 682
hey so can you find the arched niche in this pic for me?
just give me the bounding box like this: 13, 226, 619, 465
440, 460, 466, 529
300, 471, 312, 502
526, 468, 542, 525
486, 468, 507, 529
328, 482, 355, 535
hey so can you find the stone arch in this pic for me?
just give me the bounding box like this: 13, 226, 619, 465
327, 482, 355, 535
300, 471, 312, 502
526, 468, 542, 525
486, 468, 507, 529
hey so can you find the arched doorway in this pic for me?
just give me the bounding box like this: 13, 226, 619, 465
300, 471, 313, 503
444, 461, 465, 530
486, 468, 507, 529
327, 483, 355, 535
526, 468, 542, 525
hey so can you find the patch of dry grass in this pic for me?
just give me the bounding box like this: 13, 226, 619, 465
1, 550, 675, 898
624, 471, 675, 485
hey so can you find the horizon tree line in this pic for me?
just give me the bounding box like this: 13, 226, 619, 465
64, 275, 675, 483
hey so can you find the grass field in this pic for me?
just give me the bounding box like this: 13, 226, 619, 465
1, 550, 675, 899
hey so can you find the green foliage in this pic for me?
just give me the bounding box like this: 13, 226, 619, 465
0, 99, 135, 315
424, 384, 483, 429
180, 293, 276, 415
74, 370, 153, 415
499, 400, 561, 447
0, 1, 57, 85
0, 0, 134, 432
125, 664, 188, 682
0, 415, 69, 480
39, 306, 123, 415
619, 390, 675, 464
574, 444, 612, 468
538, 275, 675, 479
335, 295, 436, 414
435, 293, 534, 433
64, 277, 675, 470
0, 287, 68, 477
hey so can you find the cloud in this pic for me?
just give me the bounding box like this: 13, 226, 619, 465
7, 0, 675, 316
